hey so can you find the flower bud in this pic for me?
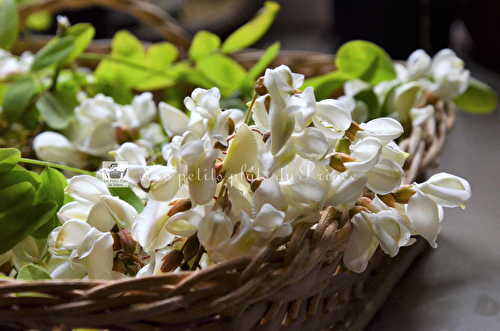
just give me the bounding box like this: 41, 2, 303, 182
227, 117, 235, 135
250, 178, 264, 192
264, 95, 271, 114
182, 235, 200, 262
335, 138, 351, 154
329, 153, 355, 173
213, 162, 225, 182
378, 193, 396, 208
112, 257, 125, 273
115, 125, 138, 145
160, 250, 184, 273
426, 90, 439, 105
118, 228, 137, 254
111, 231, 122, 251
329, 154, 347, 173
345, 121, 364, 141
392, 185, 417, 204
167, 198, 192, 217
255, 77, 268, 96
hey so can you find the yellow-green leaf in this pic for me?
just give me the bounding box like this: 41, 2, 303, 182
17, 264, 52, 280
196, 54, 247, 95
335, 40, 396, 85
2, 76, 37, 123
31, 35, 75, 71
0, 0, 19, 50
188, 31, 221, 61
221, 1, 280, 54
454, 77, 498, 114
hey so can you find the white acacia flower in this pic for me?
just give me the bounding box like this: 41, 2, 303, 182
411, 105, 435, 127
344, 198, 413, 273
221, 124, 258, 176
402, 173, 471, 248
197, 208, 234, 252
0, 50, 33, 79
64, 175, 136, 232
131, 200, 175, 252
184, 87, 243, 146
110, 142, 149, 184
416, 173, 472, 208
430, 49, 470, 101
209, 211, 257, 262
406, 49, 432, 80
120, 92, 156, 129
49, 220, 114, 279
386, 82, 423, 123
337, 95, 369, 123
159, 102, 205, 138
357, 117, 404, 145
252, 203, 291, 240
312, 98, 352, 141
33, 131, 86, 168
325, 170, 368, 209
263, 65, 305, 113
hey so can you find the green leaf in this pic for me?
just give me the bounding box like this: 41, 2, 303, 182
31, 35, 75, 71
108, 187, 144, 213
40, 167, 65, 207
17, 264, 52, 280
147, 42, 179, 66
197, 54, 247, 95
0, 0, 19, 50
95, 31, 146, 90
246, 41, 280, 82
134, 42, 178, 91
25, 10, 52, 32
188, 31, 221, 61
64, 23, 96, 63
0, 164, 41, 190
91, 81, 133, 105
221, 1, 280, 54
0, 182, 35, 212
453, 77, 498, 114
335, 40, 396, 85
0, 200, 58, 254
354, 88, 380, 119
2, 76, 37, 123
36, 90, 77, 130
0, 148, 21, 173
303, 70, 352, 100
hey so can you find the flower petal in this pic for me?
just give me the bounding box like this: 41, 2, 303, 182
65, 175, 111, 205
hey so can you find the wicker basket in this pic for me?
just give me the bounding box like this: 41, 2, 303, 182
0, 1, 456, 330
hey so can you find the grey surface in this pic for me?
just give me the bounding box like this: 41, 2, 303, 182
260, 5, 500, 329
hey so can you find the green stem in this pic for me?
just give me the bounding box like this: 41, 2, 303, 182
49, 65, 61, 92
19, 158, 95, 176
244, 93, 258, 125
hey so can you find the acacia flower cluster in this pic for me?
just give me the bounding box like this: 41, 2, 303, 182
4, 65, 471, 279
341, 49, 470, 127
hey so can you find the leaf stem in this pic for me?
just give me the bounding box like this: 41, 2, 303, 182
244, 92, 258, 125
19, 158, 95, 176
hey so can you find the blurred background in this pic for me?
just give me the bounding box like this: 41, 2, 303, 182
24, 0, 500, 330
